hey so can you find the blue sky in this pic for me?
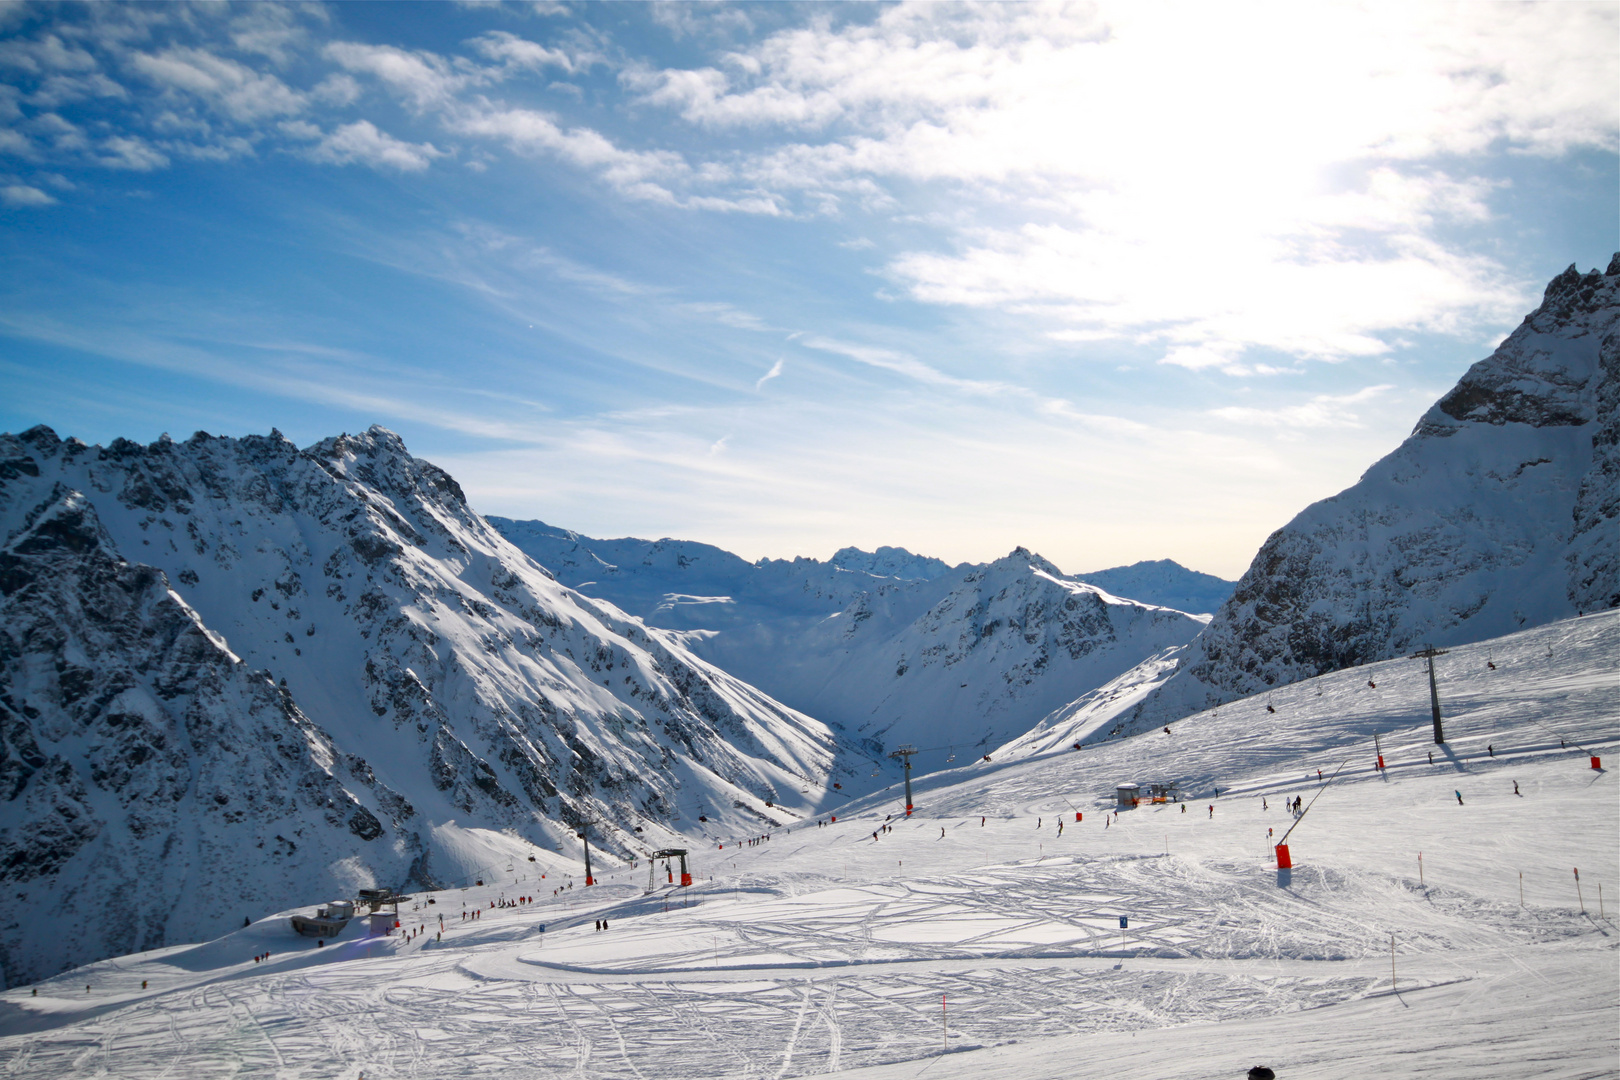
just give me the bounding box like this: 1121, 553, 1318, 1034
0, 1, 1614, 578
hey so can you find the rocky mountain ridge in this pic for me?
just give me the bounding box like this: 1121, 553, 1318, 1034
1120, 256, 1620, 727
492, 519, 1212, 777
0, 426, 851, 986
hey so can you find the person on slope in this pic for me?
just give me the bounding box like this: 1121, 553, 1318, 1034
1208, 805, 1214, 818
1455, 791, 1464, 805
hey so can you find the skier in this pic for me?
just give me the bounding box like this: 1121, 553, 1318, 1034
1208, 805, 1214, 818
940, 827, 945, 839
602, 919, 609, 931
1317, 769, 1322, 781
1455, 790, 1464, 805
1266, 705, 1275, 714
1037, 818, 1042, 829
981, 817, 985, 827
1488, 744, 1495, 757
1514, 781, 1521, 796
1181, 804, 1186, 814
1428, 751, 1434, 765
1164, 727, 1172, 735
1262, 797, 1267, 811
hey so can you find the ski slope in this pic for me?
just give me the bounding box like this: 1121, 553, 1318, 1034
0, 613, 1614, 1079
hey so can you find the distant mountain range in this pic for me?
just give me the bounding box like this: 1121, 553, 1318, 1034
488, 522, 1226, 776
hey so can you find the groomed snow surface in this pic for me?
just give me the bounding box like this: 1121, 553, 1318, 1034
1, 613, 1615, 1079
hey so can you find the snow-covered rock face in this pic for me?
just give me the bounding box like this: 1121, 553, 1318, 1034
0, 426, 845, 986
492, 522, 1209, 775
1128, 256, 1620, 726
1071, 559, 1234, 616
748, 549, 1207, 772
826, 545, 958, 581
0, 483, 409, 986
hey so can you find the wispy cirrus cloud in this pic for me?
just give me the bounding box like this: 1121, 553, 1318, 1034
1209, 385, 1397, 430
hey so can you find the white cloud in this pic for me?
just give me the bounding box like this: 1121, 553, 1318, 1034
454, 104, 685, 198
0, 183, 56, 207
323, 41, 472, 112
0, 33, 98, 75
625, 1, 1616, 366
755, 357, 784, 389
800, 335, 1011, 396
128, 46, 306, 122
1210, 385, 1396, 430
468, 30, 580, 73
97, 135, 168, 171
307, 121, 445, 172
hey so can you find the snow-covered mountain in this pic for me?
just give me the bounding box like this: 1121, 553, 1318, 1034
6, 612, 1614, 1079
1072, 559, 1234, 616
1121, 256, 1620, 728
0, 426, 852, 986
827, 545, 959, 581
692, 549, 1207, 773
492, 523, 1209, 774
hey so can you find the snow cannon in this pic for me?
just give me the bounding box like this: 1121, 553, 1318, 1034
1076, 812, 1082, 822
1275, 844, 1292, 870
1592, 756, 1602, 771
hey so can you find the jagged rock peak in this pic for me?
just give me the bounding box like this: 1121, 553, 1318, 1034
1122, 254, 1619, 730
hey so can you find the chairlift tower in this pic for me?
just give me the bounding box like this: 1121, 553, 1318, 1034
576, 820, 596, 886
646, 848, 692, 892
1410, 645, 1449, 744
890, 745, 919, 815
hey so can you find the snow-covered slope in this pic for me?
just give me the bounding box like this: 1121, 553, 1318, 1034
1071, 558, 1234, 615
691, 550, 1207, 774
3, 613, 1612, 1079
1124, 256, 1619, 728
0, 426, 854, 986
493, 523, 1209, 773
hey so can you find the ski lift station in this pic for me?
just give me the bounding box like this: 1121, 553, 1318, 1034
290, 899, 354, 938
1117, 781, 1180, 808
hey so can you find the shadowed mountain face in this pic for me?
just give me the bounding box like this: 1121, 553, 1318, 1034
1122, 256, 1620, 728
1072, 560, 1234, 616
0, 426, 848, 987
